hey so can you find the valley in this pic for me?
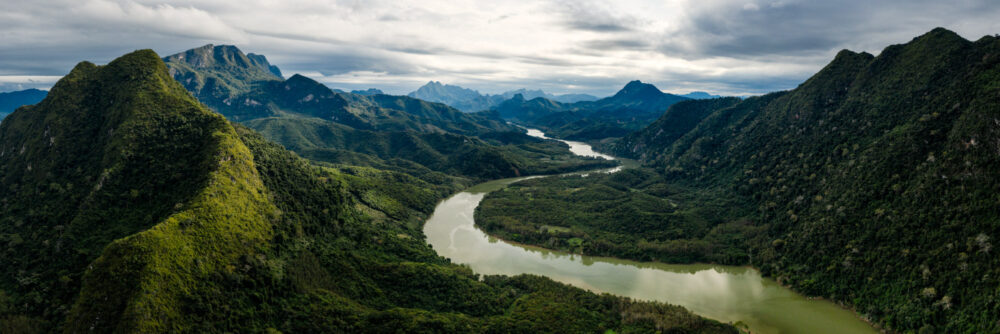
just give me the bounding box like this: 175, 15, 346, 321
426, 128, 878, 334
0, 7, 996, 332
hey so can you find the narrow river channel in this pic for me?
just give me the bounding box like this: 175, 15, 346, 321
423, 129, 877, 334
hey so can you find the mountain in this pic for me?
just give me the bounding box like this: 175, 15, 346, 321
494, 81, 690, 140
0, 89, 47, 120
602, 28, 1000, 332
499, 88, 598, 103
0, 49, 734, 334
0, 49, 278, 332
681, 91, 722, 99
407, 82, 599, 112
350, 88, 384, 95
163, 44, 284, 109
163, 47, 515, 135
551, 93, 600, 103
407, 81, 497, 112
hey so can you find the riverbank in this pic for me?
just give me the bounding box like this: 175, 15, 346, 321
423, 128, 878, 334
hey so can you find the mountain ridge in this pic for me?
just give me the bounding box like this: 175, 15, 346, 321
407, 81, 599, 112
605, 27, 1000, 332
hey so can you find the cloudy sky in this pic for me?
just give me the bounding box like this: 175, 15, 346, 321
1, 0, 998, 96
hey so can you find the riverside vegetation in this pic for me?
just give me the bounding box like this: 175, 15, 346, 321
0, 50, 736, 333
478, 28, 1000, 333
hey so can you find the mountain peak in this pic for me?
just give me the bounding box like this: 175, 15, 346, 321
164, 44, 283, 80
613, 80, 663, 99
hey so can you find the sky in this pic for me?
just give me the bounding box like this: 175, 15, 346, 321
1, 0, 998, 97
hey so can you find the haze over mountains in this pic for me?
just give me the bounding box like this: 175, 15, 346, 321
0, 89, 47, 120
407, 81, 599, 112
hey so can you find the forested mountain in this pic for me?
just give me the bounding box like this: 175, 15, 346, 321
0, 49, 735, 333
0, 89, 47, 120
543, 27, 998, 332
407, 81, 599, 112
164, 47, 514, 135
494, 80, 690, 140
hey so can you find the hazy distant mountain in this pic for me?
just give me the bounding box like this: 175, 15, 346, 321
499, 88, 599, 103
681, 91, 722, 99
0, 88, 47, 120
408, 81, 599, 112
495, 80, 690, 140
350, 88, 385, 95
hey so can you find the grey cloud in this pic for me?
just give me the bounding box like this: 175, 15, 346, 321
656, 0, 1000, 60
582, 38, 652, 51
0, 0, 998, 97
553, 0, 640, 33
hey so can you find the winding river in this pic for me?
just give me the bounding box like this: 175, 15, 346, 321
423, 129, 877, 334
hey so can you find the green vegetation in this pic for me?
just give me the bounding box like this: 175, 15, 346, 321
479, 28, 1000, 333
478, 168, 759, 264
599, 28, 999, 332
164, 46, 515, 135
245, 116, 618, 182
0, 49, 736, 333
163, 45, 614, 183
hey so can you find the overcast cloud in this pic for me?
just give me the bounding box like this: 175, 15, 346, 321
1, 0, 998, 96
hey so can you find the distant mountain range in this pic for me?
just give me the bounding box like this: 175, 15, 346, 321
680, 91, 722, 99
0, 88, 47, 120
494, 80, 691, 140
350, 88, 384, 95
407, 81, 599, 112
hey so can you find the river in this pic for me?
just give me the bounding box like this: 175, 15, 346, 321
423, 129, 877, 334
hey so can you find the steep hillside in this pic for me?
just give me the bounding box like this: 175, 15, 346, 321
0, 49, 276, 332
620, 28, 1000, 332
610, 97, 742, 159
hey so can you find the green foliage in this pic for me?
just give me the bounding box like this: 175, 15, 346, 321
0, 49, 736, 333
609, 97, 742, 160
245, 116, 618, 182
594, 28, 1000, 333
477, 168, 761, 264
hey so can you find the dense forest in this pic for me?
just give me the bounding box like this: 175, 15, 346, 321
477, 168, 758, 264
0, 49, 737, 333
478, 28, 1000, 333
